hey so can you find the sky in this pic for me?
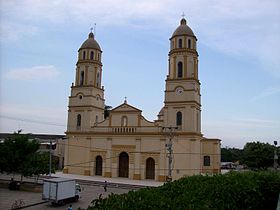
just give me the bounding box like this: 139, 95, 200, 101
0, 0, 279, 148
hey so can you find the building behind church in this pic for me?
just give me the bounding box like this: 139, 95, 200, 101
63, 18, 221, 181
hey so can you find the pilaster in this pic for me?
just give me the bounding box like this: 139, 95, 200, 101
133, 138, 141, 180
105, 138, 112, 177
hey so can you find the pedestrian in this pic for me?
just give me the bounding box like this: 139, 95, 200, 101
104, 180, 107, 192
68, 204, 72, 210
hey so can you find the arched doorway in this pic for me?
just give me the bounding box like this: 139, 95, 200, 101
146, 157, 155, 179
95, 155, 102, 176
119, 152, 129, 178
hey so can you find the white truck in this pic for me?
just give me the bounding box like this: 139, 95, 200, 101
42, 178, 81, 205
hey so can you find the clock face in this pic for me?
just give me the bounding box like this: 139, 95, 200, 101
176, 87, 183, 95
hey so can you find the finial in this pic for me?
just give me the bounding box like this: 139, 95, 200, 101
181, 12, 185, 19
89, 27, 94, 38
124, 96, 127, 104
94, 23, 96, 37
180, 12, 187, 25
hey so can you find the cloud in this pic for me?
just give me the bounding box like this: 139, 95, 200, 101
1, 0, 279, 78
204, 117, 280, 129
0, 103, 66, 125
6, 65, 59, 81
203, 117, 280, 148
0, 21, 39, 41
0, 103, 66, 134
234, 118, 280, 128
251, 86, 280, 101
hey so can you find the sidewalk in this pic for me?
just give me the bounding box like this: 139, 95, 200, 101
0, 172, 164, 187
52, 171, 164, 187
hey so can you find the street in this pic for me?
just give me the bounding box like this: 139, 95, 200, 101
0, 184, 130, 210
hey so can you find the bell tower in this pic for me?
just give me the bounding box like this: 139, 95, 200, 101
163, 18, 201, 134
67, 31, 105, 132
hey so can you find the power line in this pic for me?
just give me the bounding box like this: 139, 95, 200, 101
64, 146, 167, 167
58, 142, 220, 156
0, 115, 66, 127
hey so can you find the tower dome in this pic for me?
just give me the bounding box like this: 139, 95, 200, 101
79, 32, 101, 51
171, 18, 196, 38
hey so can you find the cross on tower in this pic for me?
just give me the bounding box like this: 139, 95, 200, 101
124, 96, 127, 103
90, 27, 93, 33
181, 12, 185, 18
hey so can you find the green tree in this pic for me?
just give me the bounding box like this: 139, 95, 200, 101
242, 141, 275, 169
221, 147, 243, 162
0, 132, 39, 175
21, 152, 56, 178
81, 171, 280, 210
104, 105, 112, 119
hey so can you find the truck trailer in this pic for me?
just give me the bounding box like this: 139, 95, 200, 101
42, 178, 81, 205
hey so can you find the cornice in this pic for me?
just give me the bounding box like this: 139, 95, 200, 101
65, 131, 203, 137
164, 100, 201, 106
76, 60, 103, 66
71, 85, 104, 91
165, 78, 201, 85
168, 48, 198, 56
68, 105, 104, 110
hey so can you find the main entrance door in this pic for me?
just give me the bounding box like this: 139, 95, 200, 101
95, 155, 102, 176
146, 157, 155, 179
119, 152, 129, 178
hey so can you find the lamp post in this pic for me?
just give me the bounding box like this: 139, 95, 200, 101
49, 140, 52, 176
274, 141, 278, 170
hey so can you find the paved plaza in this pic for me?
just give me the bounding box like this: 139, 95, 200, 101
0, 184, 129, 210
0, 172, 164, 210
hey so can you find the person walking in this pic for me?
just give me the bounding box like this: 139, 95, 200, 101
104, 181, 107, 192
68, 204, 73, 210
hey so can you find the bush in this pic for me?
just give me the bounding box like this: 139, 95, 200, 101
83, 171, 280, 210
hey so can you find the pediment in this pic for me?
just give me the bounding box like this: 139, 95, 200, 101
112, 103, 142, 113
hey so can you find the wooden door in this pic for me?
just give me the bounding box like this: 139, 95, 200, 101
119, 152, 129, 177
95, 156, 102, 176
146, 158, 155, 179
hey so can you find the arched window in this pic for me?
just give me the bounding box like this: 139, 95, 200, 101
95, 115, 98, 123
176, 111, 182, 126
121, 116, 128, 127
188, 39, 191, 48
95, 156, 102, 175
77, 114, 81, 127
178, 39, 182, 48
80, 71, 84, 85
96, 72, 100, 87
204, 156, 210, 166
177, 62, 183, 78
83, 51, 86, 59
90, 51, 94, 60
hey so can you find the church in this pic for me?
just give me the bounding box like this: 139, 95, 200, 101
63, 18, 221, 181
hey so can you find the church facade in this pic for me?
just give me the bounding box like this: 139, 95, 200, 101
63, 18, 221, 181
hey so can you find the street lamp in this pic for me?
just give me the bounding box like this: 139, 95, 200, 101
274, 141, 278, 170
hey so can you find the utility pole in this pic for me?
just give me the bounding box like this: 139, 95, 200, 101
162, 126, 178, 182
49, 140, 52, 176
